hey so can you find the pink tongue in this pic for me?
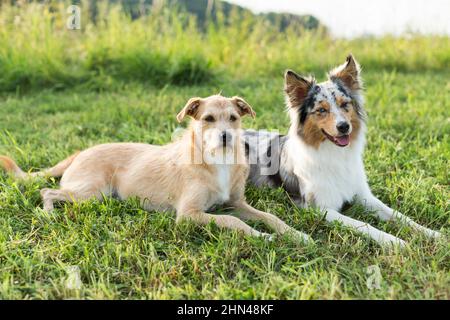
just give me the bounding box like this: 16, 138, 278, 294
336, 135, 350, 146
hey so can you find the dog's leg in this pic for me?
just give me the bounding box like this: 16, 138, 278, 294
40, 187, 101, 212
40, 188, 73, 212
176, 209, 271, 239
233, 201, 312, 243
176, 190, 272, 239
323, 208, 406, 247
359, 193, 442, 239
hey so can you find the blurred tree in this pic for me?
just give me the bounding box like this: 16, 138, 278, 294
2, 0, 323, 32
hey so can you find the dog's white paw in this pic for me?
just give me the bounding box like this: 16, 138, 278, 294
393, 238, 407, 248
379, 234, 406, 248
424, 228, 443, 240
259, 233, 275, 242
292, 231, 314, 244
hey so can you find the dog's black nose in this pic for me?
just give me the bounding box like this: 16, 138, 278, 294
221, 131, 232, 145
337, 122, 350, 134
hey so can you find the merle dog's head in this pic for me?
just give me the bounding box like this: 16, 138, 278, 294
284, 54, 365, 148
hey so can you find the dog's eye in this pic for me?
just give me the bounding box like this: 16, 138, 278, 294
318, 108, 327, 114
230, 115, 237, 122
204, 115, 215, 122
341, 102, 349, 110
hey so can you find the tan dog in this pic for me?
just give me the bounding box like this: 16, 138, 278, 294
0, 95, 311, 242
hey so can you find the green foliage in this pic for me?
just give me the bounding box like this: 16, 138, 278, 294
0, 2, 449, 92
0, 1, 449, 300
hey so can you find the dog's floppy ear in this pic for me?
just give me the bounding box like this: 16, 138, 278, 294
329, 54, 362, 92
284, 70, 314, 108
233, 96, 256, 118
176, 97, 202, 123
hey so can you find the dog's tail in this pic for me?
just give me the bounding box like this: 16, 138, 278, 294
0, 152, 80, 180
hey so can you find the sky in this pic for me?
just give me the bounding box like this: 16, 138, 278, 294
225, 0, 450, 38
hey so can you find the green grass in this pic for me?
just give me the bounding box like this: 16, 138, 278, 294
1, 2, 450, 92
0, 1, 449, 300
0, 71, 449, 299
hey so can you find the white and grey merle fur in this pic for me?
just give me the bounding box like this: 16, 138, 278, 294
243, 55, 443, 247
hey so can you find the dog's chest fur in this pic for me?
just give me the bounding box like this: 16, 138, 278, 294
245, 129, 368, 210
202, 164, 233, 212
215, 164, 231, 203
287, 136, 366, 209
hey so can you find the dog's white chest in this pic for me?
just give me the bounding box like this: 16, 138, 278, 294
290, 138, 367, 210
303, 159, 362, 209
215, 165, 231, 203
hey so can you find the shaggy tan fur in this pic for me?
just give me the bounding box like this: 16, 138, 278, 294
0, 95, 310, 242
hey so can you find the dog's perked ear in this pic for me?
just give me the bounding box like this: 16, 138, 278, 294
233, 96, 256, 118
284, 70, 314, 108
329, 54, 362, 92
176, 97, 202, 122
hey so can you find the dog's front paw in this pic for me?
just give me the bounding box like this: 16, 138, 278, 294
379, 233, 407, 248
291, 231, 314, 244
424, 228, 443, 240
261, 233, 275, 241
260, 233, 275, 242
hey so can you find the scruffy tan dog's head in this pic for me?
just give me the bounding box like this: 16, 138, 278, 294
177, 94, 255, 163
285, 54, 365, 148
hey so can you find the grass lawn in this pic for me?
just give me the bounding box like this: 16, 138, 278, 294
0, 70, 448, 299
